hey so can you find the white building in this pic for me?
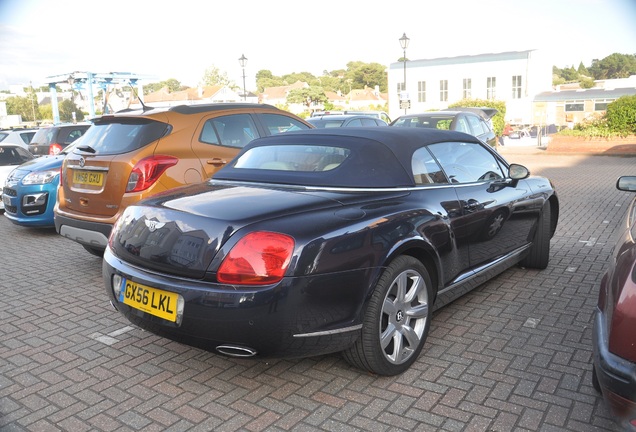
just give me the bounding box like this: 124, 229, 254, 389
388, 50, 553, 125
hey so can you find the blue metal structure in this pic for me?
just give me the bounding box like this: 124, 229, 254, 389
44, 72, 149, 124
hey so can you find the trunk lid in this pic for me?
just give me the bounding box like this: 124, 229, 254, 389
110, 182, 349, 279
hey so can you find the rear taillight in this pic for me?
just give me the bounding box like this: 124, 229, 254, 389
217, 232, 295, 285
49, 143, 63, 155
126, 155, 178, 193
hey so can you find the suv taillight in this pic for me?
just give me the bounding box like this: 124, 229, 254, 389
126, 155, 178, 193
49, 143, 63, 155
217, 232, 295, 285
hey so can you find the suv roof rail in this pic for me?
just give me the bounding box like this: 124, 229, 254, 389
170, 103, 278, 115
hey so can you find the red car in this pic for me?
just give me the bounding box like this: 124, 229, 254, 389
593, 175, 636, 430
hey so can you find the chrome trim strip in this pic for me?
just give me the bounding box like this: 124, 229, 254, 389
69, 165, 109, 172
293, 324, 362, 338
438, 244, 531, 296
211, 179, 461, 193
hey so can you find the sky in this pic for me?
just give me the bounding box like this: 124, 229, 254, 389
0, 0, 635, 91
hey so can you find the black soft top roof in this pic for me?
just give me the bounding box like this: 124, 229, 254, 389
215, 127, 483, 188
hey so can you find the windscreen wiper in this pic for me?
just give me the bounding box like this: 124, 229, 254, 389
77, 145, 96, 153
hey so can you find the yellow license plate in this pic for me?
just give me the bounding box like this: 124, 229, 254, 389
119, 279, 179, 322
73, 170, 103, 186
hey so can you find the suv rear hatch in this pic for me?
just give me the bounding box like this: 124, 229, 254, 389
61, 116, 171, 218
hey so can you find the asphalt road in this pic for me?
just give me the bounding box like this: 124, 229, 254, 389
1, 151, 633, 431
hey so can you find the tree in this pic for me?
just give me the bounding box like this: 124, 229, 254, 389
143, 78, 185, 94
59, 99, 84, 122
201, 65, 233, 87
5, 96, 39, 122
577, 61, 590, 76
345, 61, 388, 92
588, 53, 636, 79
286, 87, 327, 109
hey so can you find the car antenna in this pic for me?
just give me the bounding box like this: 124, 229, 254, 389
128, 80, 151, 112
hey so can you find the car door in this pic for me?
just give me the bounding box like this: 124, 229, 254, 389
192, 113, 262, 180
427, 140, 538, 267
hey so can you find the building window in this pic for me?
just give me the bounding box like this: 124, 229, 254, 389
440, 80, 448, 102
594, 99, 614, 111
512, 75, 522, 99
565, 100, 584, 111
487, 77, 496, 99
397, 82, 405, 96
463, 78, 471, 99
417, 81, 426, 102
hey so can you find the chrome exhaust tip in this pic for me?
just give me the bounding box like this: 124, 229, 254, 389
216, 345, 258, 357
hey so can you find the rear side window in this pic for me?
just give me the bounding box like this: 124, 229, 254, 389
60, 127, 88, 144
78, 118, 169, 155
428, 141, 504, 183
0, 133, 7, 142
206, 114, 259, 148
260, 113, 310, 135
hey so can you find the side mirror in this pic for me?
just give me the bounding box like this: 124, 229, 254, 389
617, 176, 636, 192
508, 163, 530, 180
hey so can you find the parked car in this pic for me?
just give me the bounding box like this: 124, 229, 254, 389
28, 123, 91, 156
311, 110, 391, 123
390, 108, 497, 147
0, 144, 35, 212
103, 127, 559, 376
3, 140, 81, 227
593, 175, 636, 429
55, 103, 312, 256
307, 114, 388, 128
0, 128, 38, 150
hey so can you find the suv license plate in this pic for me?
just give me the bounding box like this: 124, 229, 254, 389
73, 170, 103, 186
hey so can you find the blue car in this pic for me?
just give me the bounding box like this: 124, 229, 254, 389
3, 143, 78, 227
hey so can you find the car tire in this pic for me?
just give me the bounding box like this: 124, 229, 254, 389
520, 201, 551, 269
343, 256, 433, 376
82, 245, 105, 257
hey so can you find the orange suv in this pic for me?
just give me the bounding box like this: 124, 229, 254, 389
54, 103, 312, 256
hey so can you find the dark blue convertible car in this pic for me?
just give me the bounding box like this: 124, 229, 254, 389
103, 127, 559, 375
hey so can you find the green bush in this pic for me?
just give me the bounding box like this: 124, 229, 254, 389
605, 95, 636, 134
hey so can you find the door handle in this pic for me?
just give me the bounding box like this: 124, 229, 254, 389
207, 158, 227, 165
463, 200, 481, 212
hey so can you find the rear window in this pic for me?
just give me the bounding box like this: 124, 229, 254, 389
30, 128, 57, 145
234, 145, 350, 172
76, 118, 170, 155
0, 132, 7, 142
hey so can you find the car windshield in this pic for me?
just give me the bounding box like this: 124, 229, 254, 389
75, 118, 170, 155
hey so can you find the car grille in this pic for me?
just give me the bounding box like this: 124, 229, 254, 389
5, 204, 17, 214
3, 187, 16, 197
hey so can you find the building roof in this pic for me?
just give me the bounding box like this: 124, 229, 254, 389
260, 81, 308, 101
534, 87, 636, 102
144, 85, 225, 103
389, 50, 536, 70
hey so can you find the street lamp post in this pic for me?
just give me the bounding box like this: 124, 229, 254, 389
399, 33, 410, 114
238, 54, 247, 101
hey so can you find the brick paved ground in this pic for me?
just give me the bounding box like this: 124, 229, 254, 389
1, 151, 633, 431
